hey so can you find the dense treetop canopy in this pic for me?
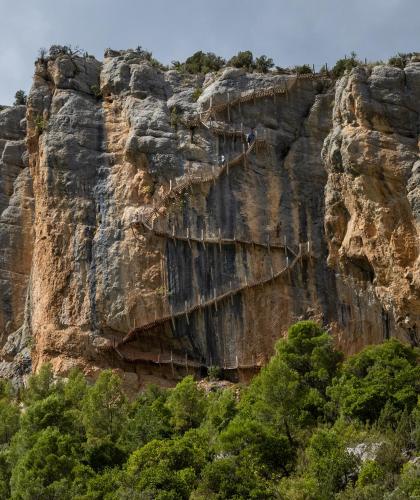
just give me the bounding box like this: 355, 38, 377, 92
0, 321, 418, 499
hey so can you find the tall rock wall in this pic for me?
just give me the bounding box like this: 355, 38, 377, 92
0, 105, 33, 380
0, 50, 419, 389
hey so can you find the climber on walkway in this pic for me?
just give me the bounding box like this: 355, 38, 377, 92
246, 128, 256, 147
190, 125, 196, 143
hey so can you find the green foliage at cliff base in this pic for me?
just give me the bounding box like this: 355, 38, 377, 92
0, 321, 419, 499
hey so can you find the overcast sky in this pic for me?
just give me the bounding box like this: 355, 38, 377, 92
0, 0, 419, 104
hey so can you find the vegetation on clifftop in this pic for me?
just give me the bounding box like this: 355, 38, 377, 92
0, 321, 418, 499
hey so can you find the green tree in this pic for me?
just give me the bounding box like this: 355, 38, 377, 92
294, 64, 313, 75
72, 465, 122, 499
82, 370, 128, 441
119, 384, 171, 453
328, 339, 420, 423
20, 393, 73, 436
305, 427, 359, 499
165, 376, 207, 433
122, 430, 209, 499
219, 417, 293, 475
183, 51, 225, 74
0, 381, 19, 444
14, 90, 27, 106
192, 455, 276, 499
228, 50, 255, 70
356, 460, 385, 488
10, 427, 78, 500
255, 55, 274, 73
332, 52, 360, 78
397, 461, 420, 498
388, 52, 414, 69
84, 439, 127, 472
203, 388, 237, 432
0, 447, 14, 499
245, 321, 343, 444
23, 364, 59, 404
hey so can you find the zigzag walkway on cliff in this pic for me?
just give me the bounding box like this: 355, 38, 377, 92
117, 75, 321, 369
142, 75, 316, 226
136, 219, 298, 258
118, 241, 312, 347
186, 72, 327, 127
113, 345, 266, 372
142, 139, 265, 226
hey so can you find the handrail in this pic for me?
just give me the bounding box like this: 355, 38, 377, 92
113, 347, 264, 371
118, 241, 312, 346
137, 220, 298, 258
185, 73, 328, 128
143, 139, 264, 227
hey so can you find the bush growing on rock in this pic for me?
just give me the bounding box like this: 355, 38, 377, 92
192, 86, 203, 101
13, 90, 27, 106
182, 51, 226, 74
255, 55, 274, 73
134, 45, 167, 70
388, 52, 415, 69
294, 64, 313, 75
48, 44, 81, 59
228, 50, 255, 70
332, 51, 360, 78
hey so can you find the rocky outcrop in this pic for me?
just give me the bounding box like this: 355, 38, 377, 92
323, 63, 420, 352
0, 49, 419, 390
0, 105, 33, 382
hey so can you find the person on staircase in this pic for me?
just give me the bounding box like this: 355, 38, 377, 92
246, 127, 256, 148
190, 125, 196, 143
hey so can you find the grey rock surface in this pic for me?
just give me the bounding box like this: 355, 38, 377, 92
0, 51, 419, 389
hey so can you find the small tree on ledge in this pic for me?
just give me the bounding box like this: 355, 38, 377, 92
14, 90, 27, 106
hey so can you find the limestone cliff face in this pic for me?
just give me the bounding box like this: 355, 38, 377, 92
323, 63, 420, 353
0, 50, 419, 389
0, 105, 33, 380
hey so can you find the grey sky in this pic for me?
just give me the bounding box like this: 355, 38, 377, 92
1, 0, 419, 104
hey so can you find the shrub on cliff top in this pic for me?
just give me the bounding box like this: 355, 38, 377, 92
13, 90, 27, 106
388, 52, 414, 69
294, 64, 313, 75
255, 55, 274, 73
48, 44, 82, 59
228, 50, 254, 70
332, 51, 360, 78
134, 45, 167, 70
182, 51, 226, 74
